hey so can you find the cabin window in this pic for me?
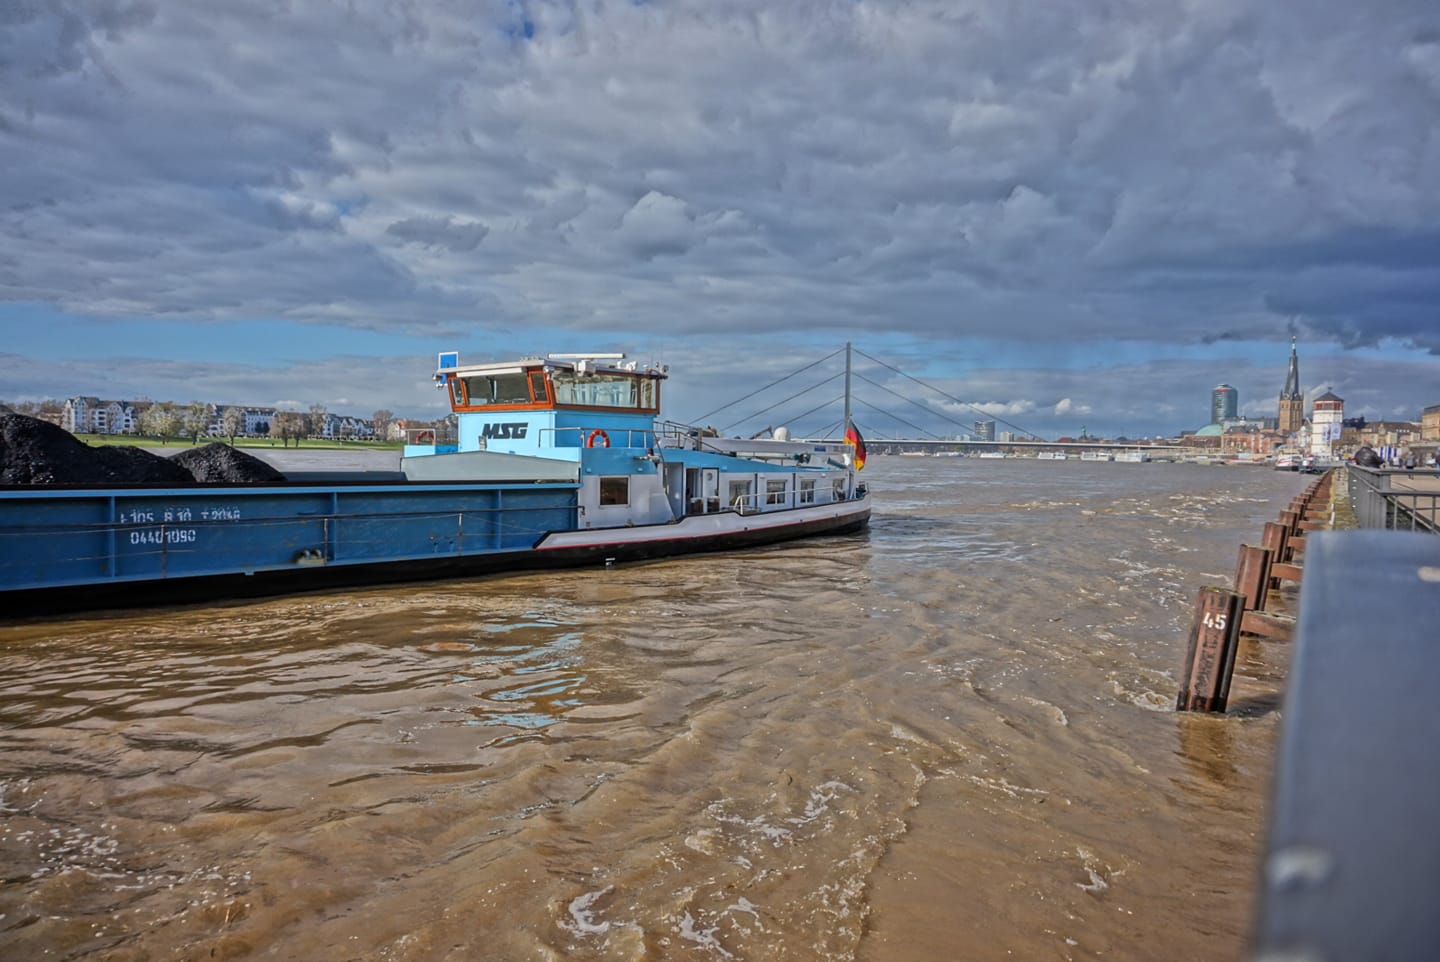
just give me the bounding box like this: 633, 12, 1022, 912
551, 371, 658, 411
766, 479, 787, 505
728, 480, 752, 509
461, 373, 530, 406
799, 479, 816, 504
599, 476, 630, 506
833, 479, 846, 501
529, 372, 549, 404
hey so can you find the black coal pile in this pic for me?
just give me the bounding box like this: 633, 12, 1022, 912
93, 445, 196, 485
0, 412, 287, 485
170, 443, 287, 483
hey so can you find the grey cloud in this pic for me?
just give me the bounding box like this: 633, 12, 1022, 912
386, 216, 489, 252
0, 0, 1435, 427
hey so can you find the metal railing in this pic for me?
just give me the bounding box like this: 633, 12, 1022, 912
1347, 465, 1440, 533
1252, 530, 1440, 959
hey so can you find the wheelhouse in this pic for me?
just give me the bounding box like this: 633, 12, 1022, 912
441, 355, 663, 416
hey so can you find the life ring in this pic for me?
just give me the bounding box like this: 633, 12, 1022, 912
586, 429, 610, 448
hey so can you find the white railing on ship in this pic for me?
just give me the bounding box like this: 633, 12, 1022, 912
533, 426, 658, 448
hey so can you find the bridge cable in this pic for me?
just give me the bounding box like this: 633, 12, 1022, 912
853, 372, 983, 437
718, 372, 845, 435
686, 347, 845, 425
855, 348, 1042, 440
849, 394, 948, 440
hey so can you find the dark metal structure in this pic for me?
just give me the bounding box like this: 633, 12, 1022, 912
1252, 531, 1440, 960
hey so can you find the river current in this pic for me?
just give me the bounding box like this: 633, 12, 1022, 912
0, 456, 1306, 961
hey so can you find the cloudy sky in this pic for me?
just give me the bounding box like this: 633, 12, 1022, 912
2, 0, 1437, 440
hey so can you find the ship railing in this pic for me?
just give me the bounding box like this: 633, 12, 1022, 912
537, 426, 658, 449
653, 421, 711, 451
728, 484, 857, 516
1346, 464, 1440, 533
731, 493, 760, 516
729, 491, 794, 515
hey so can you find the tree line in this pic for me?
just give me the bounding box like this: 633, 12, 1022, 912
2, 398, 399, 448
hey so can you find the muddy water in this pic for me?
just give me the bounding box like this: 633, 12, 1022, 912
0, 458, 1305, 961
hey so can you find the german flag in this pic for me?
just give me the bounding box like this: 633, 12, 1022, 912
845, 422, 866, 471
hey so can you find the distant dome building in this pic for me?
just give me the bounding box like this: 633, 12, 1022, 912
1310, 390, 1344, 458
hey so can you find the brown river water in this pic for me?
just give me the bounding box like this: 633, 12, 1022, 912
0, 456, 1308, 961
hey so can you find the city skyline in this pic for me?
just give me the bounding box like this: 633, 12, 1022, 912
19, 334, 1425, 444
2, 2, 1437, 440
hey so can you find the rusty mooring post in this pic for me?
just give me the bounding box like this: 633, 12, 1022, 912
1262, 520, 1291, 571
1280, 509, 1300, 536
1177, 586, 1245, 713
1234, 543, 1272, 612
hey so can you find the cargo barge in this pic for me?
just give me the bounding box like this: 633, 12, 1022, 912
0, 352, 870, 616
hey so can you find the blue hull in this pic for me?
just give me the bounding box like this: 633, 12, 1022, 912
0, 480, 869, 617
1, 480, 577, 614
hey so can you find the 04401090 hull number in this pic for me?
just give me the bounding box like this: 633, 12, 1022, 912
129, 528, 198, 545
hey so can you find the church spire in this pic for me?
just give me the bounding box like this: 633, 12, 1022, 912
1278, 336, 1303, 435
1280, 336, 1301, 401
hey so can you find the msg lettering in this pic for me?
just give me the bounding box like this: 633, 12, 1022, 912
130, 528, 197, 545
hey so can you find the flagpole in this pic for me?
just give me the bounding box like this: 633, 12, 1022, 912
843, 341, 852, 437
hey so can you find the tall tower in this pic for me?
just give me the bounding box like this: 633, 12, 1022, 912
1310, 390, 1344, 458
1278, 337, 1303, 434
1211, 384, 1238, 424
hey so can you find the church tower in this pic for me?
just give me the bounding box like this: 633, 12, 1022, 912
1278, 337, 1303, 434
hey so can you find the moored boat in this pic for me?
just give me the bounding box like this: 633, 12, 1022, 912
1274, 453, 1301, 471
0, 351, 870, 616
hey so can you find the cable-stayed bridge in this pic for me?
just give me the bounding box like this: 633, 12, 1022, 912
806, 437, 1190, 457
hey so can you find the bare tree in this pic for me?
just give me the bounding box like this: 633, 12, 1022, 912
307, 403, 328, 439
0, 399, 62, 416
272, 410, 304, 448
222, 406, 246, 445
371, 408, 393, 442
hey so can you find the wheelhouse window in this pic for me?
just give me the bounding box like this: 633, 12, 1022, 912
766, 479, 788, 505
551, 372, 658, 411
599, 476, 630, 506
799, 478, 816, 503
456, 372, 531, 406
